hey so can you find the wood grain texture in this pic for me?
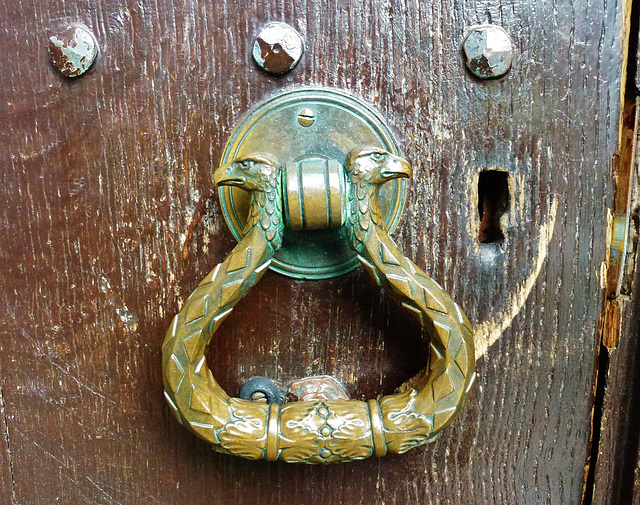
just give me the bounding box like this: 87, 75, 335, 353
591, 108, 640, 505
0, 380, 16, 504
0, 0, 628, 503
634, 443, 640, 505
591, 289, 640, 503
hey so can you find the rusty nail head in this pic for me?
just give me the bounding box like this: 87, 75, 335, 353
48, 25, 98, 78
252, 22, 304, 75
462, 25, 513, 79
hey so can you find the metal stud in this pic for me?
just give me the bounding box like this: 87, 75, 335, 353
462, 25, 513, 79
252, 22, 304, 75
48, 25, 98, 78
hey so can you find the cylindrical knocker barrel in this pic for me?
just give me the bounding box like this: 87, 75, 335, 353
284, 156, 346, 230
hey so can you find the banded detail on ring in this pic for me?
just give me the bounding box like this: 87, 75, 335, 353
265, 402, 281, 461
284, 156, 345, 230
368, 399, 387, 457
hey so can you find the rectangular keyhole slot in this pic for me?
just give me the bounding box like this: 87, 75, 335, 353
478, 170, 510, 243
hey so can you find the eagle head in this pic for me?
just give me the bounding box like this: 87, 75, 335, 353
214, 153, 281, 192
345, 147, 412, 184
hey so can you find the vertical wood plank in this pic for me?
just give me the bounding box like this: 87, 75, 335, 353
0, 380, 15, 505
0, 0, 629, 503
592, 289, 640, 504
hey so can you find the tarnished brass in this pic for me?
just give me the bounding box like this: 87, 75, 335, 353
218, 88, 406, 279
288, 375, 350, 401
162, 136, 476, 463
284, 156, 345, 230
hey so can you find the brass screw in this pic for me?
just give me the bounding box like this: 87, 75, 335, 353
297, 108, 315, 127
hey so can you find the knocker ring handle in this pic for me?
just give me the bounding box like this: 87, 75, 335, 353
162, 144, 476, 463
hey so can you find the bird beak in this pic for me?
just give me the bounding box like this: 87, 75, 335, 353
380, 154, 412, 181
214, 162, 245, 188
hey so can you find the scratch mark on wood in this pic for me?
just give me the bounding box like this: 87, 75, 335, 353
86, 475, 118, 504
48, 362, 116, 405
475, 197, 559, 359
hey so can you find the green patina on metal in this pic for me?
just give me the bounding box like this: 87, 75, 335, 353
218, 88, 407, 279
163, 145, 476, 463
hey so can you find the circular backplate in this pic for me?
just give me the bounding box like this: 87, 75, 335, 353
218, 88, 406, 279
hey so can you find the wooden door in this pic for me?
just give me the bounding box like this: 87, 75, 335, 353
1, 0, 638, 503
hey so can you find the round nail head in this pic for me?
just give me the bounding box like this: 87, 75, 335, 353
48, 25, 98, 78
462, 25, 513, 79
253, 22, 304, 75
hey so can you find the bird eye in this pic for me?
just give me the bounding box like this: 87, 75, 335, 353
371, 152, 384, 161
240, 160, 252, 169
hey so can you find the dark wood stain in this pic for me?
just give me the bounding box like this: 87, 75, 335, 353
0, 0, 633, 503
591, 273, 640, 504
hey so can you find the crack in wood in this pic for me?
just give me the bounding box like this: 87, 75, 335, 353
0, 383, 17, 505
583, 0, 640, 501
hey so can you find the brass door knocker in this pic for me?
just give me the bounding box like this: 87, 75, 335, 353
162, 88, 475, 463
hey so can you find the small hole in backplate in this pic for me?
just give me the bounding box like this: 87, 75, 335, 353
478, 170, 510, 243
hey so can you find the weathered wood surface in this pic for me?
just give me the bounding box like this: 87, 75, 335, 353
0, 0, 630, 503
591, 97, 640, 505
592, 286, 640, 504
